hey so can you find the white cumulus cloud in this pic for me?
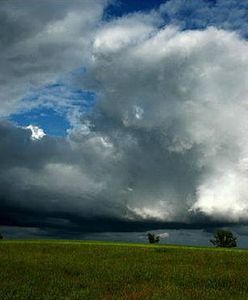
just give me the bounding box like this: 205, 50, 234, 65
26, 125, 46, 140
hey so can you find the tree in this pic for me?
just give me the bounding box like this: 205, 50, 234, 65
0, 234, 3, 240
147, 233, 160, 244
210, 229, 237, 248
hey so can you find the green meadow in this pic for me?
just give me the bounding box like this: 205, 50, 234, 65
1, 240, 248, 300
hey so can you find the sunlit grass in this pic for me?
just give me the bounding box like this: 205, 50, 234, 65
1, 240, 247, 299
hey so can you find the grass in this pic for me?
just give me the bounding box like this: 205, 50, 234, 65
1, 240, 248, 300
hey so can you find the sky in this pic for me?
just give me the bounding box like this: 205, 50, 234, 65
1, 0, 248, 247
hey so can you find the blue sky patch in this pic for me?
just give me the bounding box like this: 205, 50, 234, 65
104, 0, 167, 19
10, 81, 96, 136
10, 107, 70, 136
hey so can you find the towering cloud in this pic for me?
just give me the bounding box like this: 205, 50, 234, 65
82, 22, 248, 224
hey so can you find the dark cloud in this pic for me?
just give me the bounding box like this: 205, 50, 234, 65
0, 121, 234, 233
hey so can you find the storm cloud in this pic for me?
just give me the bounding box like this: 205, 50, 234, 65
1, 1, 248, 235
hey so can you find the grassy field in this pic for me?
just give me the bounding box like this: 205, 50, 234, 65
1, 240, 248, 300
